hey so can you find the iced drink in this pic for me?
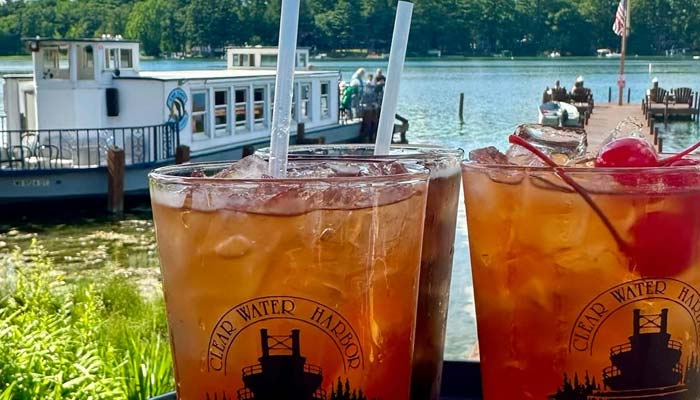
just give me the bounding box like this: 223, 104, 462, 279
149, 157, 429, 400
258, 144, 463, 400
463, 154, 700, 399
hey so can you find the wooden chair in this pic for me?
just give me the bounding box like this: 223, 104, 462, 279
647, 87, 668, 104
672, 87, 694, 107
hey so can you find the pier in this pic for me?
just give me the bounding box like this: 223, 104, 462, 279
585, 103, 652, 151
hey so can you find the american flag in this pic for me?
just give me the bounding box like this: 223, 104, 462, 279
613, 0, 627, 36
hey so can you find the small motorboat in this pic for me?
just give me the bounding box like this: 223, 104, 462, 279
538, 102, 581, 127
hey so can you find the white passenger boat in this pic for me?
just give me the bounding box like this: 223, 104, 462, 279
0, 38, 374, 203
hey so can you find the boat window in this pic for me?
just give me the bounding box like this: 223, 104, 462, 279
297, 52, 307, 68
42, 46, 71, 80
249, 54, 255, 67
235, 88, 248, 132
120, 49, 133, 69
78, 46, 94, 80
42, 48, 59, 79
241, 54, 249, 67
261, 54, 277, 67
57, 46, 70, 78
232, 54, 239, 67
105, 48, 118, 70
300, 83, 311, 120
321, 81, 331, 119
191, 91, 209, 140
253, 87, 265, 129
214, 89, 230, 136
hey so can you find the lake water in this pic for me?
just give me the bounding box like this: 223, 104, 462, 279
1, 57, 700, 360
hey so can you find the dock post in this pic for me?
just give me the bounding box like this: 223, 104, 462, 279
608, 87, 612, 103
649, 119, 653, 136
297, 122, 306, 142
459, 93, 464, 121
176, 145, 190, 164
107, 146, 125, 217
654, 127, 659, 145
664, 99, 669, 129
627, 88, 631, 104
658, 137, 664, 153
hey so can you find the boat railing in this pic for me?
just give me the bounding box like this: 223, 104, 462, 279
602, 365, 621, 380
610, 342, 632, 357
0, 114, 6, 132
241, 364, 263, 378
0, 122, 179, 171
237, 388, 255, 399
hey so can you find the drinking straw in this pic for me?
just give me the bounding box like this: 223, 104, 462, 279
268, 0, 301, 177
374, 1, 414, 155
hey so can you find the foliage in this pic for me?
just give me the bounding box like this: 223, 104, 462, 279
0, 241, 174, 400
0, 0, 699, 56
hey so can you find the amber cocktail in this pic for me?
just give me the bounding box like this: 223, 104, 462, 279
150, 158, 429, 400
260, 144, 463, 400
463, 160, 700, 399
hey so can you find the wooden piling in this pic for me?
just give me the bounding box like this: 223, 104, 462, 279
649, 118, 654, 135
608, 87, 612, 103
654, 127, 659, 145
296, 122, 325, 144
658, 137, 664, 153
107, 146, 125, 216
176, 145, 190, 164
627, 88, 631, 104
459, 93, 465, 121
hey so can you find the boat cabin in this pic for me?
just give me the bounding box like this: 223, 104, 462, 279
226, 46, 310, 70
2, 37, 343, 173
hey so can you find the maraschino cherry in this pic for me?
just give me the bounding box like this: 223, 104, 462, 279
594, 137, 658, 168
509, 134, 700, 277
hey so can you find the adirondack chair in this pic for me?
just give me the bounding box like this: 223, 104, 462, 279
647, 87, 668, 104
672, 87, 694, 107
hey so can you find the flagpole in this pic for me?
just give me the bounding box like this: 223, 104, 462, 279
617, 0, 630, 105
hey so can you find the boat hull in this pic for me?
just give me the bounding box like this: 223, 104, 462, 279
0, 123, 361, 204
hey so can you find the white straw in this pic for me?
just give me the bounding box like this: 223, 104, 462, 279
268, 0, 301, 177
374, 1, 413, 155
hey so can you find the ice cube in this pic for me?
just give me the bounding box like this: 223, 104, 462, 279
214, 155, 270, 179
468, 146, 509, 165
508, 124, 589, 166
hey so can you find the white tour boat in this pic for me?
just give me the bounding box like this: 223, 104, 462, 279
0, 37, 376, 203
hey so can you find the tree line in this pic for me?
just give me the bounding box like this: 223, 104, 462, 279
0, 0, 699, 57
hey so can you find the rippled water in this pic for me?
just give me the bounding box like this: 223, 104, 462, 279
2, 56, 700, 360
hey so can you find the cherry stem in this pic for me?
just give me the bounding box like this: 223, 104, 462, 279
657, 139, 700, 166
508, 134, 631, 253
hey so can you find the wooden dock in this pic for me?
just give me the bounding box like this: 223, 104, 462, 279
583, 102, 674, 153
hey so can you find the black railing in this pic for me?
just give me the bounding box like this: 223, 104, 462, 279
0, 122, 179, 171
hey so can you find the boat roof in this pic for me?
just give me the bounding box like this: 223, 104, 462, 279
129, 69, 337, 81
22, 37, 139, 44
226, 45, 310, 50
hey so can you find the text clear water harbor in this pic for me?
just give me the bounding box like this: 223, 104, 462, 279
2, 57, 700, 360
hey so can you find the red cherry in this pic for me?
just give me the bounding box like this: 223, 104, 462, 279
628, 210, 696, 277
510, 134, 698, 278
594, 137, 659, 168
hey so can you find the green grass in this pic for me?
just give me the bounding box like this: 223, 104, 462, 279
0, 240, 174, 399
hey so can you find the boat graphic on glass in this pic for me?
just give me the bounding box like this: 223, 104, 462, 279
233, 329, 373, 400
551, 308, 700, 400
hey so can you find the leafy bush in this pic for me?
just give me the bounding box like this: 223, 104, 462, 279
0, 241, 174, 399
